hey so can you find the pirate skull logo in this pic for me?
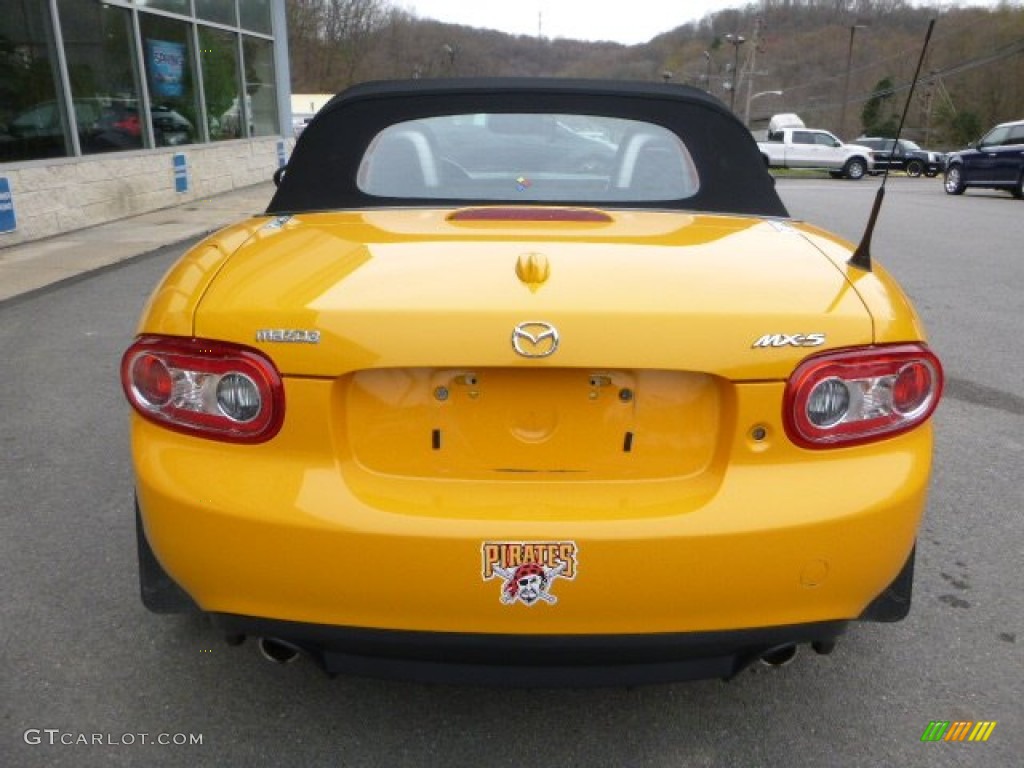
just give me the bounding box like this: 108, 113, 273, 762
493, 560, 567, 606
481, 541, 578, 607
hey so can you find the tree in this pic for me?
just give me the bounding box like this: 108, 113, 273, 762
861, 76, 899, 136
944, 109, 982, 148
282, 0, 1024, 146
287, 0, 388, 91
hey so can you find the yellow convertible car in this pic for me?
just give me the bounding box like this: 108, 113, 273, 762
121, 79, 943, 685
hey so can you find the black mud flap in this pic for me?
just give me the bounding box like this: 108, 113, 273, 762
858, 545, 915, 623
136, 498, 199, 614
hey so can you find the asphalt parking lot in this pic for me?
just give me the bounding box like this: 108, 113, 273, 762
1, 176, 1021, 767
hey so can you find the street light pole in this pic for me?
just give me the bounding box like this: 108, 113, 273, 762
839, 22, 868, 139
742, 18, 764, 128
442, 43, 457, 75
724, 34, 746, 112
745, 90, 784, 128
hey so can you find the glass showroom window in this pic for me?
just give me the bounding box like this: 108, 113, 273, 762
199, 27, 244, 140
139, 13, 199, 147
196, 0, 237, 27
239, 0, 272, 35
0, 2, 68, 162
137, 0, 190, 15
57, 0, 143, 155
243, 36, 279, 137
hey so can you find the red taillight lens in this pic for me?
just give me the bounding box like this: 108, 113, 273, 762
892, 362, 934, 414
131, 353, 173, 406
784, 344, 943, 449
121, 336, 284, 443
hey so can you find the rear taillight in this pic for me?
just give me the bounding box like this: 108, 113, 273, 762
784, 344, 943, 449
121, 336, 284, 443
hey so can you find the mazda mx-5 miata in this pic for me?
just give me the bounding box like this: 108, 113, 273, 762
121, 79, 943, 685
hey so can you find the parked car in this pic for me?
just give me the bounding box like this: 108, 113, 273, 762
149, 105, 193, 146
0, 98, 193, 158
0, 99, 106, 160
944, 118, 1024, 198
121, 79, 943, 686
91, 103, 193, 150
855, 137, 945, 177
757, 127, 874, 179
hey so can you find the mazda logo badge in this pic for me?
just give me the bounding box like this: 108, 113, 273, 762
512, 321, 559, 358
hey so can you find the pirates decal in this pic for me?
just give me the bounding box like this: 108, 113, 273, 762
481, 541, 578, 606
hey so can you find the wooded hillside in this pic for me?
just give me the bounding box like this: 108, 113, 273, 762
287, 0, 1024, 148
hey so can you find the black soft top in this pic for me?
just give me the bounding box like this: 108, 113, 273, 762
267, 78, 788, 218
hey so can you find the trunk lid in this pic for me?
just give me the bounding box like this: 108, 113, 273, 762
194, 209, 870, 379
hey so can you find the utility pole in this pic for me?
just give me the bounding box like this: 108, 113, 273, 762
724, 34, 746, 112
839, 22, 868, 139
922, 71, 936, 146
935, 74, 957, 116
743, 17, 764, 127
441, 44, 457, 75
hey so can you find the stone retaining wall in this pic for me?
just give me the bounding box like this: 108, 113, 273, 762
0, 137, 289, 246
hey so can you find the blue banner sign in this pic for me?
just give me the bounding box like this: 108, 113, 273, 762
0, 177, 16, 234
146, 39, 186, 99
173, 153, 189, 193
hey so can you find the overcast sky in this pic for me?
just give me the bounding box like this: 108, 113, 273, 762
402, 1, 1013, 45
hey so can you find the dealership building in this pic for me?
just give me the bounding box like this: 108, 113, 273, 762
0, 0, 293, 245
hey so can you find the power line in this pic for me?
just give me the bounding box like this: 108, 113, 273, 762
774, 10, 1021, 99
797, 37, 1024, 114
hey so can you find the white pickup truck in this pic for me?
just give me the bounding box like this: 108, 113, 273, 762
757, 128, 874, 180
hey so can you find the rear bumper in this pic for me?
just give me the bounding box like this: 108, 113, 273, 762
132, 379, 934, 639
211, 613, 848, 686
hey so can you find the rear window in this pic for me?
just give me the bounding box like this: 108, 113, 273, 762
356, 113, 699, 202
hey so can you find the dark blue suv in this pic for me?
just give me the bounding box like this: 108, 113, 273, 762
944, 119, 1024, 198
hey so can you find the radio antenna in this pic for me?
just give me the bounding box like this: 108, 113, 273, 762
849, 18, 936, 272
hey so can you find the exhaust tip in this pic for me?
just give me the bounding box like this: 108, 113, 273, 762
812, 639, 837, 656
258, 637, 301, 665
759, 644, 798, 667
